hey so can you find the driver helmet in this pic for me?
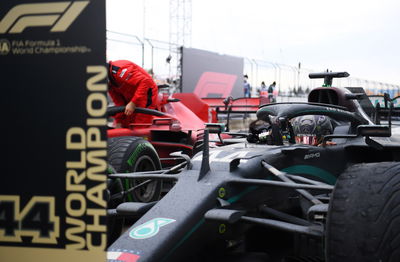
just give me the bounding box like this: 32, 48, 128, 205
291, 115, 333, 145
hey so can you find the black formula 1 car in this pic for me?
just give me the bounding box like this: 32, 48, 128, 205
106, 72, 400, 262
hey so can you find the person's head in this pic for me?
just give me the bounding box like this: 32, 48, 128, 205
261, 81, 265, 86
272, 81, 276, 86
291, 115, 333, 145
244, 74, 248, 82
107, 60, 138, 88
107, 61, 121, 88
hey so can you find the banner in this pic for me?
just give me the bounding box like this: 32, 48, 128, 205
0, 0, 107, 260
181, 47, 244, 99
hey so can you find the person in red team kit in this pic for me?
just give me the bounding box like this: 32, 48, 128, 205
107, 60, 158, 127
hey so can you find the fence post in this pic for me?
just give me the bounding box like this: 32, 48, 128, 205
133, 35, 145, 68
145, 39, 154, 74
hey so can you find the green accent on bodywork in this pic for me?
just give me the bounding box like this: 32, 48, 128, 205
218, 224, 226, 234
218, 187, 226, 198
163, 165, 335, 260
227, 186, 258, 203
163, 219, 205, 262
164, 186, 258, 261
281, 165, 336, 185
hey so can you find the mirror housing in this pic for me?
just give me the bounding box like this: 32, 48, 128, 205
205, 123, 226, 134
357, 125, 391, 137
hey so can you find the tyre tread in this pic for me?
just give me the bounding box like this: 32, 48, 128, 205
327, 162, 400, 262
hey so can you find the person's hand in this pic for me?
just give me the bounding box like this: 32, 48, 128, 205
125, 101, 136, 115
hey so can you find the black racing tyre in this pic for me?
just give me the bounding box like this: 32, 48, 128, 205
326, 162, 400, 262
106, 164, 124, 246
108, 136, 162, 202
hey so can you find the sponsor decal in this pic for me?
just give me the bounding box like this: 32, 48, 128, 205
325, 107, 346, 113
0, 39, 10, 55
192, 150, 251, 163
304, 152, 321, 160
119, 68, 127, 78
129, 218, 176, 240
127, 143, 153, 167
107, 251, 140, 262
0, 1, 92, 56
0, 1, 89, 34
194, 72, 237, 98
0, 39, 92, 55
1, 0, 107, 260
125, 72, 132, 81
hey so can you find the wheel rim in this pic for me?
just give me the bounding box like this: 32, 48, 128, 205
129, 155, 159, 202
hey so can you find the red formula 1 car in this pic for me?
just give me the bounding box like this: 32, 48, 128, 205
106, 90, 259, 196
106, 91, 226, 207
108, 92, 217, 164
107, 91, 261, 171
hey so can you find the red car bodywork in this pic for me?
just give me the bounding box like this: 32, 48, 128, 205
107, 92, 262, 167
107, 92, 218, 166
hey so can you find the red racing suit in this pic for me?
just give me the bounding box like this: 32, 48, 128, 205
108, 60, 158, 127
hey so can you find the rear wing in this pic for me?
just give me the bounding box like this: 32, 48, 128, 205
367, 94, 400, 123
202, 97, 260, 131
346, 87, 376, 118
201, 97, 260, 113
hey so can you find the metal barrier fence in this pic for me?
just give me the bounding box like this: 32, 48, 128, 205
244, 59, 400, 98
106, 31, 400, 97
107, 31, 181, 88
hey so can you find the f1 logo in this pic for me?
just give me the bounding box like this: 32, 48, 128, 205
0, 1, 89, 34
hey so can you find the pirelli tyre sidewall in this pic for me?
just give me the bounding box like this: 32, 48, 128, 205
326, 162, 400, 262
108, 136, 162, 202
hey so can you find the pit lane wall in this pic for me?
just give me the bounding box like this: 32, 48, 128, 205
0, 1, 107, 261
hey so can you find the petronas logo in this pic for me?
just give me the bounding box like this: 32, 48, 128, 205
129, 218, 176, 239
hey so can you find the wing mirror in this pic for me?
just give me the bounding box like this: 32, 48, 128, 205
345, 93, 364, 100
205, 123, 226, 134
357, 125, 391, 137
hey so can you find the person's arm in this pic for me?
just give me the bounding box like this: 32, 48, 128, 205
130, 80, 152, 108
108, 87, 126, 122
124, 63, 156, 112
